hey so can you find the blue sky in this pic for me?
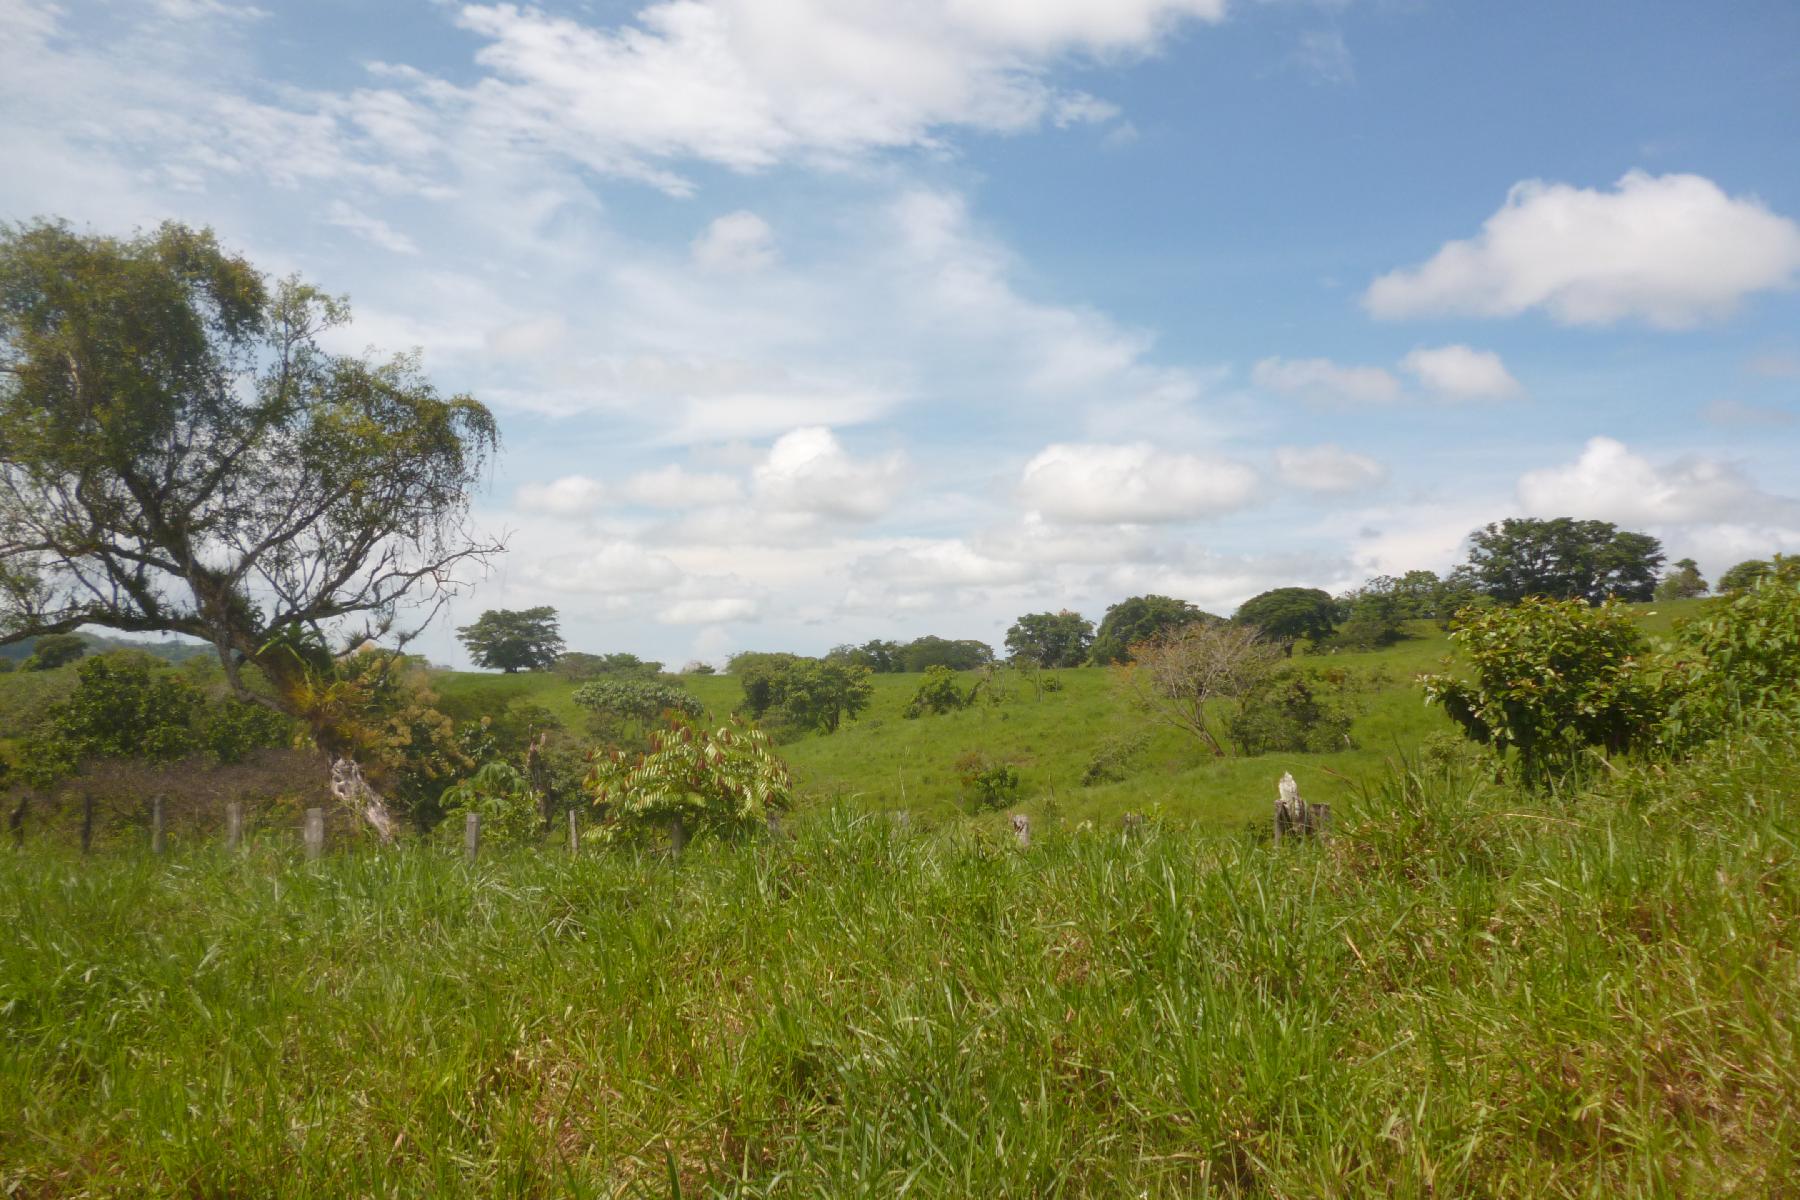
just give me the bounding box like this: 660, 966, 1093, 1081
4, 0, 1798, 667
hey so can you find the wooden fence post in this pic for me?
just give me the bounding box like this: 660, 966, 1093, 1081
225, 802, 244, 852
303, 808, 325, 860
568, 809, 580, 855
1011, 812, 1030, 849
1121, 812, 1145, 836
668, 818, 689, 860
464, 811, 481, 862
151, 796, 166, 856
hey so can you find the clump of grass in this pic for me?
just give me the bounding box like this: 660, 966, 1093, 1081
2, 712, 1796, 1196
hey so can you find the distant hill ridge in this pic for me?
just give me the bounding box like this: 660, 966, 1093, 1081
0, 632, 212, 666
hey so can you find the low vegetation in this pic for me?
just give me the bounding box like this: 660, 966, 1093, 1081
3, 705, 1795, 1195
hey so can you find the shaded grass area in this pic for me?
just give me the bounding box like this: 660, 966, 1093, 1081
2, 708, 1795, 1197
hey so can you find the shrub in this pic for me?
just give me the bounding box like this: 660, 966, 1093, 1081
1228, 672, 1356, 755
1081, 732, 1148, 786
572, 679, 704, 724
904, 665, 968, 718
1422, 597, 1677, 788
1667, 576, 1800, 735
438, 761, 541, 846
954, 752, 1021, 809
1122, 622, 1286, 757
585, 716, 790, 846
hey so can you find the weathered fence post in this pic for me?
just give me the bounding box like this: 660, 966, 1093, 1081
568, 809, 580, 855
151, 796, 167, 856
464, 811, 481, 862
303, 808, 325, 860
225, 802, 244, 852
1011, 812, 1030, 849
669, 818, 689, 859
1121, 812, 1145, 836
1274, 772, 1329, 842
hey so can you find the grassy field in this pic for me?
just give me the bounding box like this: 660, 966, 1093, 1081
3, 703, 1795, 1196
430, 603, 1708, 834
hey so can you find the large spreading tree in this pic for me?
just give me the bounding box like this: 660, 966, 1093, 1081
0, 219, 501, 762
1463, 517, 1662, 604
1233, 587, 1337, 647
1004, 610, 1094, 668
457, 606, 563, 672
1090, 594, 1217, 664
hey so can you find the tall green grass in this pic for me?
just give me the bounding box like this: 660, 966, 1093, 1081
3, 707, 1794, 1196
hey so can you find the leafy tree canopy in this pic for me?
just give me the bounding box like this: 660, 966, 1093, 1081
1233, 587, 1337, 647
456, 606, 563, 673
898, 636, 994, 673
1091, 594, 1217, 665
1716, 556, 1797, 595
21, 632, 85, 671
555, 651, 663, 681
1462, 517, 1663, 605
827, 639, 904, 673
1004, 610, 1093, 668
1655, 558, 1708, 602
0, 219, 500, 756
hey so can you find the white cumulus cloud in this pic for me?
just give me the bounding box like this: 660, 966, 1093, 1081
1365, 171, 1800, 328
1018, 443, 1259, 524
1400, 344, 1522, 400
752, 427, 908, 521
1517, 436, 1800, 526
1274, 445, 1388, 493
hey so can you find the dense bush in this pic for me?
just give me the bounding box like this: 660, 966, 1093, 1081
1422, 598, 1677, 788
954, 752, 1021, 809
1229, 672, 1357, 755
737, 657, 872, 734
1668, 576, 1800, 733
585, 716, 790, 846
572, 679, 704, 724
438, 762, 541, 847
1080, 731, 1148, 786
903, 665, 968, 718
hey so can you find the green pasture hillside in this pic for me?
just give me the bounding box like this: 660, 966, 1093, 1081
429, 601, 1709, 832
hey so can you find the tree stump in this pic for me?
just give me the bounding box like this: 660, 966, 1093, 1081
1011, 812, 1030, 849
225, 802, 244, 852
1274, 772, 1329, 841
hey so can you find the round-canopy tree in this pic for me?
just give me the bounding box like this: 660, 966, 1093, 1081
1090, 594, 1217, 664
457, 606, 563, 672
1233, 587, 1337, 647
0, 219, 501, 785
